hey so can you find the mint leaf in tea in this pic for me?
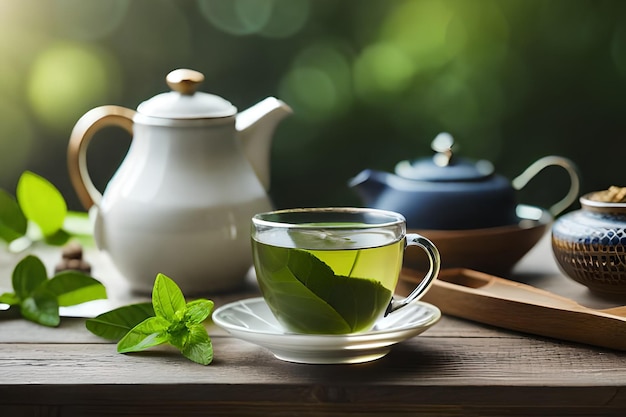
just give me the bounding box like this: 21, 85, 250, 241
252, 225, 403, 334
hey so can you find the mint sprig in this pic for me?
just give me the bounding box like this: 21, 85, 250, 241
0, 171, 92, 251
87, 274, 214, 365
0, 255, 107, 326
85, 302, 155, 340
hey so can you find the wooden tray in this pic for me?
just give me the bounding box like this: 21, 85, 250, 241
399, 268, 626, 351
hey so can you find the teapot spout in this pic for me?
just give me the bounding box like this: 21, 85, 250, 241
348, 169, 390, 206
236, 97, 292, 191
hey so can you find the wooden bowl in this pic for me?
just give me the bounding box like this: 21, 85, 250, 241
405, 205, 552, 276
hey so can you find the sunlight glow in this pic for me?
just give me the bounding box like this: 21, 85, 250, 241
353, 42, 415, 101
27, 42, 119, 134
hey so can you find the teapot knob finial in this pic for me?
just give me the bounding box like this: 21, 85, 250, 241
166, 69, 205, 95
431, 132, 455, 167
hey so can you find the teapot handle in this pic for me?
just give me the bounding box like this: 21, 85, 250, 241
511, 156, 580, 217
67, 105, 135, 209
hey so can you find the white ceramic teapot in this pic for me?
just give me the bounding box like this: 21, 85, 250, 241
67, 69, 292, 294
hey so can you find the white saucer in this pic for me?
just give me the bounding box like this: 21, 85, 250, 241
212, 297, 441, 364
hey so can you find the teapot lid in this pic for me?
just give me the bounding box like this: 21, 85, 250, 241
394, 133, 495, 182
136, 69, 237, 119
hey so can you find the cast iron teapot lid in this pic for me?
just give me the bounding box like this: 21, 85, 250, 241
394, 132, 495, 182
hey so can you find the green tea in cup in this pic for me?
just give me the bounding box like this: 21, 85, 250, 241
251, 207, 440, 334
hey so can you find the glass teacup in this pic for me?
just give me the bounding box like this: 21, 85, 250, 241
251, 207, 440, 334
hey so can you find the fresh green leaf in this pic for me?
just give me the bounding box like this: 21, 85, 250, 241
88, 274, 214, 365
16, 171, 67, 237
0, 292, 20, 305
152, 273, 186, 322
181, 323, 213, 365
0, 172, 91, 249
43, 229, 71, 246
256, 252, 351, 334
254, 245, 391, 334
117, 316, 170, 353
0, 189, 27, 243
167, 325, 187, 351
44, 271, 107, 306
287, 250, 391, 332
86, 302, 155, 340
12, 255, 47, 300
1, 254, 108, 327
183, 299, 214, 324
20, 288, 60, 327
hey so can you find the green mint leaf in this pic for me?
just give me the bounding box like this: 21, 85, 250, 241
254, 245, 391, 334
86, 302, 155, 341
117, 316, 170, 353
43, 271, 107, 306
2, 254, 109, 327
12, 255, 47, 300
254, 243, 351, 333
286, 250, 391, 332
167, 327, 187, 351
16, 171, 67, 237
183, 299, 214, 324
43, 229, 71, 246
152, 273, 186, 322
0, 189, 27, 243
20, 288, 60, 327
181, 323, 213, 365
0, 292, 20, 305
93, 274, 214, 365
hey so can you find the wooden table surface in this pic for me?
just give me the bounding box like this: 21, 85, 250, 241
2, 233, 626, 416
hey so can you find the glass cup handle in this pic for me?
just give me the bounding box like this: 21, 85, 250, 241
386, 234, 441, 315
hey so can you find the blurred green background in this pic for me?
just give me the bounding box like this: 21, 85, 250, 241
1, 0, 624, 214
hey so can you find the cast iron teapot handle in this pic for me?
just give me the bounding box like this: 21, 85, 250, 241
511, 156, 580, 216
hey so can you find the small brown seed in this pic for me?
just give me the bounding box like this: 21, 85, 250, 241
62, 242, 83, 260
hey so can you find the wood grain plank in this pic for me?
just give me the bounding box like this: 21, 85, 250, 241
2, 336, 626, 387
3, 402, 626, 417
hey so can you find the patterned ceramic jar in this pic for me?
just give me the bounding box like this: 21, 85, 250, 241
552, 190, 626, 297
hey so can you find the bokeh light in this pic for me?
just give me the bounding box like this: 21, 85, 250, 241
353, 42, 415, 102
380, 0, 455, 70
280, 42, 352, 122
27, 42, 120, 135
0, 0, 623, 213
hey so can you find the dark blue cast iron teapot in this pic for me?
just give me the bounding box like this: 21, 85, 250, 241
349, 133, 580, 230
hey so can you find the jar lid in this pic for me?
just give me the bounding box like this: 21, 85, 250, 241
394, 133, 494, 182
581, 191, 626, 215
136, 69, 237, 119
